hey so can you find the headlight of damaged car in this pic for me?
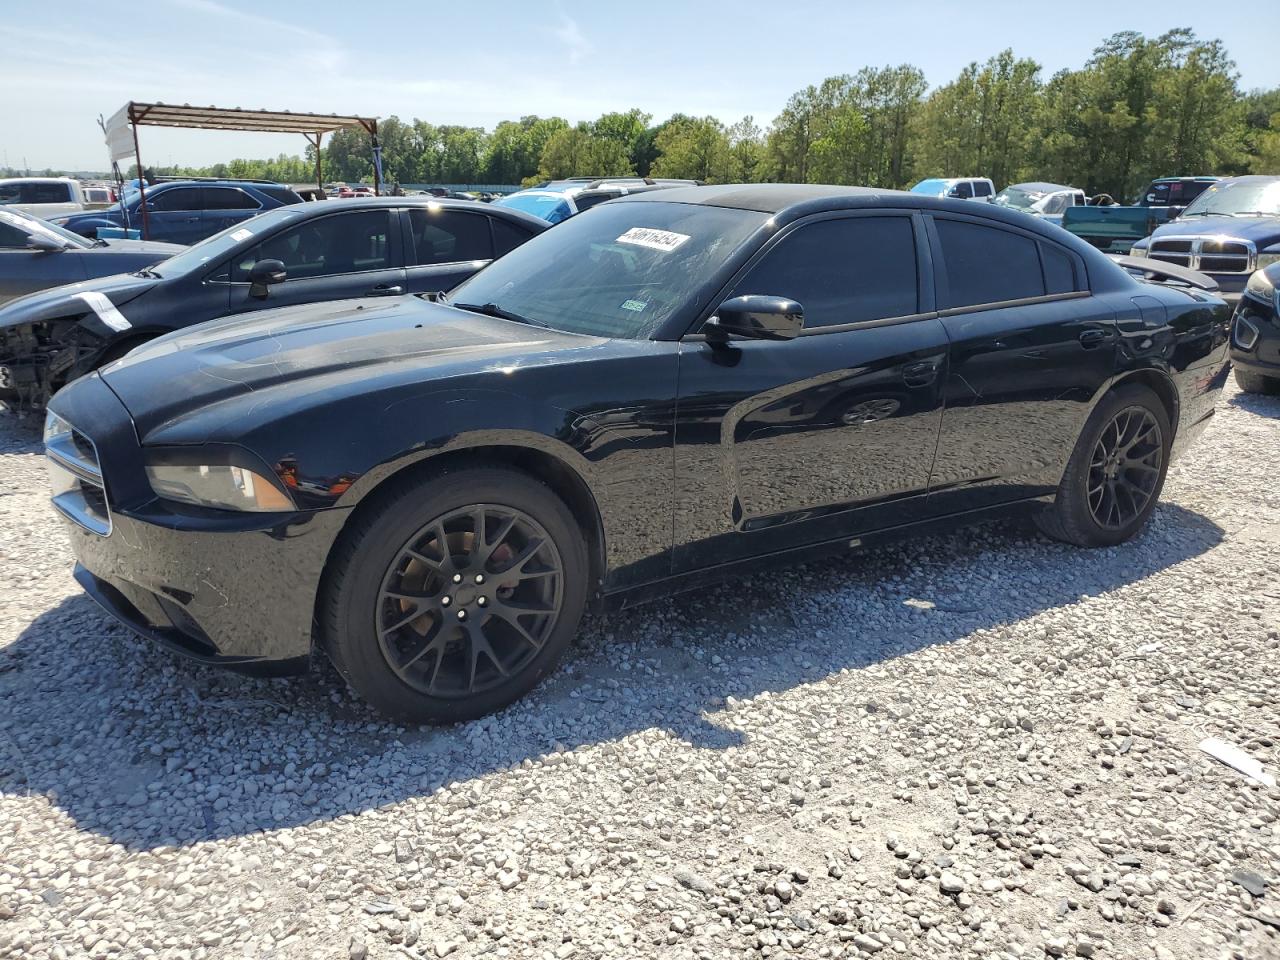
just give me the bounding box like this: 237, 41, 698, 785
144, 448, 294, 512
1246, 267, 1276, 300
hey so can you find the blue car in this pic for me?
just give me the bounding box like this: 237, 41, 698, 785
50, 180, 305, 246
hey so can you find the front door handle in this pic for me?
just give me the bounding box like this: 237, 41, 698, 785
369, 284, 404, 296
1079, 329, 1110, 348
902, 359, 940, 387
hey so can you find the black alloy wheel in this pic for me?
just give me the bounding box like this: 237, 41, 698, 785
1086, 406, 1163, 530
376, 505, 564, 698
322, 466, 588, 723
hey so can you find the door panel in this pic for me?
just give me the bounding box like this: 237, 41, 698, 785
673, 325, 948, 572
928, 296, 1117, 511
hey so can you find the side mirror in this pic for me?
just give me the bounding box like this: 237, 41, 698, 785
703, 295, 803, 342
26, 234, 65, 253
248, 259, 287, 299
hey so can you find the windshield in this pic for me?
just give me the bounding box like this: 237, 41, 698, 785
149, 207, 304, 278
1180, 178, 1280, 218
910, 179, 949, 196
0, 209, 91, 249
447, 200, 766, 339
494, 192, 574, 224
992, 187, 1041, 210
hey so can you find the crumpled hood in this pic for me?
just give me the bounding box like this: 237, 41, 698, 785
1153, 215, 1280, 247
99, 296, 595, 439
0, 273, 158, 330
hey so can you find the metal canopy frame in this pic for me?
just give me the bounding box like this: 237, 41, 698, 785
104, 101, 381, 239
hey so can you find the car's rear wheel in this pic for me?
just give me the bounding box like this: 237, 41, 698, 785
322, 466, 588, 723
1035, 384, 1171, 547
1235, 368, 1280, 395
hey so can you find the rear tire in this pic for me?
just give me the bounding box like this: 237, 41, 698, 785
1035, 384, 1171, 547
321, 466, 588, 723
1234, 368, 1280, 395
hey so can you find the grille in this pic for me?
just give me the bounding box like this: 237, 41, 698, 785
1149, 236, 1256, 275
46, 422, 111, 536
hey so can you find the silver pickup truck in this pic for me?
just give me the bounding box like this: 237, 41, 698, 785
0, 177, 88, 220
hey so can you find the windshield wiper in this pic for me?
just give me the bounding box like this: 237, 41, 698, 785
452, 302, 549, 328
91, 238, 109, 247
134, 266, 162, 279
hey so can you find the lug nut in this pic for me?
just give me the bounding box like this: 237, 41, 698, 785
441, 596, 451, 607
475, 574, 485, 584
452, 573, 463, 584
477, 596, 488, 607
456, 609, 467, 621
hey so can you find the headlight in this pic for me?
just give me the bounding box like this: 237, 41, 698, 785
1128, 244, 1147, 259
144, 449, 294, 512
43, 411, 73, 444
1246, 268, 1275, 300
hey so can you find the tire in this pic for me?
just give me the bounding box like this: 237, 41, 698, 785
321, 466, 589, 723
1035, 384, 1172, 548
1234, 368, 1280, 395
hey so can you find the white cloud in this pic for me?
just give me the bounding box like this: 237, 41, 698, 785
551, 5, 592, 65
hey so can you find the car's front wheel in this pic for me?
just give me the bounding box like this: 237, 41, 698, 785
1235, 368, 1280, 395
322, 466, 589, 723
1035, 384, 1172, 547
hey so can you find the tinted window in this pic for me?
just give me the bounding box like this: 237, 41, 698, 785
407, 208, 492, 265
0, 183, 20, 204
952, 182, 974, 199
0, 221, 29, 248
1041, 243, 1077, 294
973, 181, 993, 197
151, 187, 203, 212
1042, 194, 1069, 216
936, 219, 1045, 308
256, 186, 303, 206
27, 182, 73, 203
234, 211, 392, 280
202, 188, 258, 210
491, 217, 533, 257
728, 217, 918, 328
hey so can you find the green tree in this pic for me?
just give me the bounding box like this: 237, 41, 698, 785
651, 116, 732, 182
533, 126, 632, 182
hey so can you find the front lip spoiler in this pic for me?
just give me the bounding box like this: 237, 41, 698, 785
74, 563, 309, 677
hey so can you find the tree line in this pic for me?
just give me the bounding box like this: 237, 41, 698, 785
48, 28, 1280, 201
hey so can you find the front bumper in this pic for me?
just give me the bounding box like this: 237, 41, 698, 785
47, 373, 350, 673
1229, 290, 1280, 376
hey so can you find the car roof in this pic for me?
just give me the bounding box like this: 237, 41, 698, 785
286, 196, 550, 230
0, 176, 77, 184
1006, 182, 1079, 194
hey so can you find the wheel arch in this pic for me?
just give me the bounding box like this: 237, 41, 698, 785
323, 440, 608, 606
1106, 368, 1180, 439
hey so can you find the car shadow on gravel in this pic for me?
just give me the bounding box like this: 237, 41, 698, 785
1227, 389, 1280, 417
0, 502, 1223, 851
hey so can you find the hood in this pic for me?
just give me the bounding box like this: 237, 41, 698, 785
0, 273, 158, 330
96, 237, 183, 254
99, 296, 598, 438
1153, 215, 1280, 245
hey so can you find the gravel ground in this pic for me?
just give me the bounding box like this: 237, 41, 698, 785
1, 381, 1277, 960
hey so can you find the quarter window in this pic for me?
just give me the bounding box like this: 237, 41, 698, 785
1040, 243, 1078, 295
234, 211, 392, 280
935, 219, 1045, 308
728, 217, 918, 328
491, 217, 533, 257
407, 208, 492, 265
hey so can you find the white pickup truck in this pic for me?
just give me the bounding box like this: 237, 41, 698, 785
0, 178, 88, 220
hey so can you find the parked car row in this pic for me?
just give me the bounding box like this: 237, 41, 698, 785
23, 181, 1235, 724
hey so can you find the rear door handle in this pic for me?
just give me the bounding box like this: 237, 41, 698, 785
369, 284, 404, 296
902, 360, 940, 387
1079, 329, 1110, 348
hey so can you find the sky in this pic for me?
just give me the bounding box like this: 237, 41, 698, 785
1, 0, 1274, 171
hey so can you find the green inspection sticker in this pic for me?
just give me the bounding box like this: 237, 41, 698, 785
620, 299, 648, 312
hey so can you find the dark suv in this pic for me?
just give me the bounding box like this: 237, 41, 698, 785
51, 181, 303, 245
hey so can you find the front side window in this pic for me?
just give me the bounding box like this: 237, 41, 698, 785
151, 187, 203, 212
234, 211, 392, 281
973, 181, 993, 198
448, 200, 766, 339
407, 208, 492, 265
951, 182, 974, 199
0, 220, 29, 248
0, 183, 22, 204
727, 216, 918, 328
936, 218, 1045, 308
202, 188, 258, 210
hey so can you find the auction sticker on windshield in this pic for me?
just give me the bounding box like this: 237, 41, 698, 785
615, 227, 691, 252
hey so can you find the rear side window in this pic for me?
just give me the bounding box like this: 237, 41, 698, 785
935, 218, 1045, 308
491, 217, 534, 257
27, 182, 73, 203
151, 187, 203, 212
407, 208, 492, 265
256, 186, 303, 206
973, 181, 993, 198
729, 216, 918, 328
1040, 243, 1078, 294
203, 188, 258, 210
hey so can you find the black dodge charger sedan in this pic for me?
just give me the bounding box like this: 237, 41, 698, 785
1, 197, 546, 410
45, 184, 1231, 721
1229, 262, 1280, 394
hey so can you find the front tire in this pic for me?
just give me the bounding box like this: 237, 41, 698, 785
1234, 368, 1280, 395
1035, 384, 1171, 547
322, 466, 588, 723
